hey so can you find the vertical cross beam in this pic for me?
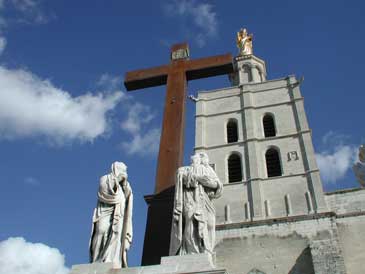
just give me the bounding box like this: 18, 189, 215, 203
124, 43, 233, 265
155, 43, 189, 193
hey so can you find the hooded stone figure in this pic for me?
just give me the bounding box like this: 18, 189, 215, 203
170, 152, 223, 256
89, 162, 133, 268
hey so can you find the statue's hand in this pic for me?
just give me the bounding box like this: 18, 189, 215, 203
173, 213, 180, 222
188, 178, 198, 188
124, 239, 130, 251
111, 178, 119, 192
197, 175, 209, 184
124, 234, 132, 250
173, 209, 181, 222
198, 175, 218, 189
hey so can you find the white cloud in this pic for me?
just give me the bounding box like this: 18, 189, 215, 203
0, 0, 51, 56
163, 0, 218, 47
120, 102, 160, 156
0, 2, 155, 150
0, 66, 122, 144
121, 103, 155, 135
10, 0, 50, 24
0, 2, 6, 55
96, 74, 161, 156
191, 3, 217, 36
11, 0, 38, 11
97, 73, 123, 92
317, 145, 357, 184
321, 131, 350, 146
0, 36, 6, 54
24, 176, 40, 186
316, 132, 358, 184
0, 237, 69, 274
121, 128, 160, 156
0, 5, 125, 147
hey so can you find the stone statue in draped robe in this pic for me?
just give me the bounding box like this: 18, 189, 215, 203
353, 144, 365, 187
170, 152, 223, 256
89, 162, 133, 268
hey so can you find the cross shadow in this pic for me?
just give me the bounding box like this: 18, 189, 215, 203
288, 246, 315, 274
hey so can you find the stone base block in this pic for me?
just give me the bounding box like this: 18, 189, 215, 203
70, 253, 227, 274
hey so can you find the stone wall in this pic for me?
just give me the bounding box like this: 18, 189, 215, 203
336, 215, 365, 274
215, 216, 345, 274
325, 188, 365, 214
213, 188, 365, 274
214, 176, 313, 224
324, 188, 365, 274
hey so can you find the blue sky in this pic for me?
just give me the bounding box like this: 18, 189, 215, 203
0, 0, 364, 273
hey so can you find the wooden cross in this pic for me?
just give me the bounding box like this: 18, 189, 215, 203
124, 43, 233, 194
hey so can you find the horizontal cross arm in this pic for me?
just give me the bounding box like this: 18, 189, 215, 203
124, 64, 170, 91
186, 53, 233, 81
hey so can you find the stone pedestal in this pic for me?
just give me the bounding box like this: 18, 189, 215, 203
142, 187, 175, 266
229, 54, 267, 85
69, 253, 227, 274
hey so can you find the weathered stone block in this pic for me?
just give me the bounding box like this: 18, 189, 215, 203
70, 254, 227, 274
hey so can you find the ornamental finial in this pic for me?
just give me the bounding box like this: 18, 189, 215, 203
236, 28, 253, 56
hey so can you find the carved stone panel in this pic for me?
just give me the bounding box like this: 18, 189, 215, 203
287, 151, 299, 161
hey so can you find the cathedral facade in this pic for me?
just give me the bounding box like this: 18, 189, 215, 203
194, 48, 365, 274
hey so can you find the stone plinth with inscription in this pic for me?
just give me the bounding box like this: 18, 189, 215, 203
69, 253, 227, 274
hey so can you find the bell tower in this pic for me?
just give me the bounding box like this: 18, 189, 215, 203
195, 29, 327, 223
194, 28, 334, 274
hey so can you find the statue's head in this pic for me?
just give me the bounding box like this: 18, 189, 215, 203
111, 161, 128, 182
199, 152, 210, 165
238, 28, 247, 37
191, 153, 200, 165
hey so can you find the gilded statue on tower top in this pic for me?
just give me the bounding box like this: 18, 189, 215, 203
237, 28, 253, 56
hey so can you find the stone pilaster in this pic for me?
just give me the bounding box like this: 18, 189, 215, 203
287, 76, 328, 213
242, 87, 263, 220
